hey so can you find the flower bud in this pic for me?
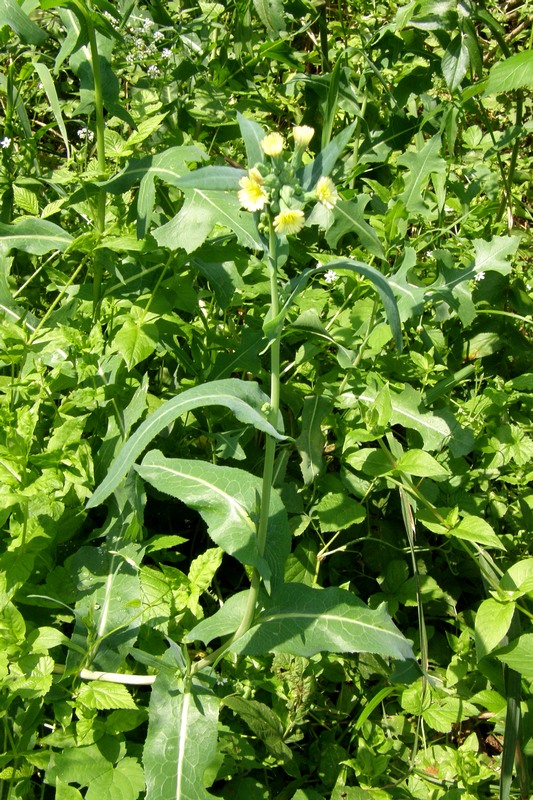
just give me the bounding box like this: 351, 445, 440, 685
261, 132, 284, 156
293, 125, 314, 147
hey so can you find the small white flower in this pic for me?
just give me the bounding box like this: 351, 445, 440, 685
77, 128, 94, 142
162, 48, 172, 59
324, 270, 338, 284
153, 30, 164, 41
135, 37, 145, 50
147, 64, 161, 77
0, 136, 11, 148
474, 271, 485, 282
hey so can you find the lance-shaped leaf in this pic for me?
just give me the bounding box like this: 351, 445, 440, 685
253, 0, 286, 37
237, 111, 267, 167
265, 258, 402, 351
0, 219, 73, 256
301, 123, 356, 190
144, 671, 220, 800
230, 584, 414, 660
87, 379, 285, 509
136, 452, 290, 589
34, 62, 71, 158
326, 196, 386, 261
0, 0, 47, 44
295, 395, 333, 484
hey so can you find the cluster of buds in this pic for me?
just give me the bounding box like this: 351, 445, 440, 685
238, 126, 339, 236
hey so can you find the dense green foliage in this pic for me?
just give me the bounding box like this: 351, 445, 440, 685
0, 1, 532, 799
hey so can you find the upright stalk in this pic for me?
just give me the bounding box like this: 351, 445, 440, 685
73, 0, 107, 316
192, 224, 282, 673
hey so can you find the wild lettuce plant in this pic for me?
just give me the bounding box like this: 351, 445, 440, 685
85, 115, 413, 800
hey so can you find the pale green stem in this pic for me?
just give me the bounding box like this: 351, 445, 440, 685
75, 0, 107, 317
192, 224, 282, 674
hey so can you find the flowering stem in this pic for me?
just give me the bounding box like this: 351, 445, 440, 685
191, 224, 282, 673
73, 0, 107, 318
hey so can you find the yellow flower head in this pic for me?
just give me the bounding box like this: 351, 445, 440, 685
261, 132, 284, 157
293, 125, 314, 147
238, 169, 268, 212
316, 176, 339, 210
273, 209, 305, 236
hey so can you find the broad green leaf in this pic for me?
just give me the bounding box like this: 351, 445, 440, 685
301, 123, 357, 191
397, 134, 446, 214
407, 0, 458, 30
185, 591, 249, 645
137, 451, 290, 589
69, 146, 207, 201
475, 598, 515, 660
175, 166, 246, 191
237, 111, 267, 166
500, 558, 533, 599
0, 254, 39, 332
441, 31, 470, 92
313, 492, 366, 532
193, 254, 244, 309
485, 50, 533, 94
295, 395, 333, 484
450, 515, 505, 550
253, 0, 286, 36
431, 235, 519, 325
472, 235, 519, 276
87, 379, 285, 509
230, 584, 414, 660
0, 218, 73, 256
66, 545, 142, 672
144, 671, 219, 800
47, 741, 144, 800
34, 61, 70, 158
326, 197, 386, 261
77, 681, 137, 711
112, 318, 159, 369
55, 778, 84, 800
396, 450, 450, 479
495, 633, 533, 679
344, 447, 393, 477
0, 0, 47, 43
153, 189, 262, 253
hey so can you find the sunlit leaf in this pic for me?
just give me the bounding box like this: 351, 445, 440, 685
231, 584, 414, 660
144, 670, 219, 800
88, 380, 285, 509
